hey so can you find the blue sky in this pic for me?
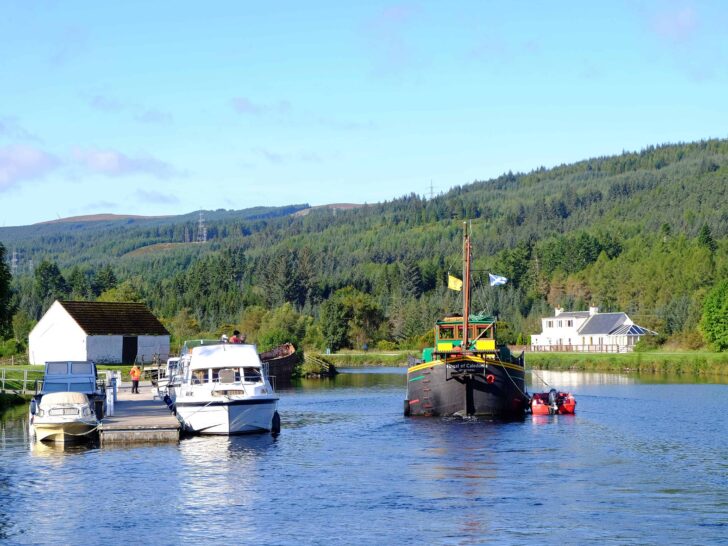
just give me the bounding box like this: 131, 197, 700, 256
1, 1, 727, 226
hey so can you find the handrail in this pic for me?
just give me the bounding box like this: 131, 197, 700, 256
0, 368, 43, 395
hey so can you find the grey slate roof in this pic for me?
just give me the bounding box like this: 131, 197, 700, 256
59, 301, 169, 336
577, 313, 628, 335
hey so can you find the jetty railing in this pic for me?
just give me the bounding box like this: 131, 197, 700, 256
529, 344, 630, 353
0, 368, 44, 395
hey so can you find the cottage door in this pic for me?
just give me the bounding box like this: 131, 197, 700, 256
122, 336, 138, 364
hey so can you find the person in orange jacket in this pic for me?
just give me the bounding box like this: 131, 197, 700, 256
130, 364, 141, 394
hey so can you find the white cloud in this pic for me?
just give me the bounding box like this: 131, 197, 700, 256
73, 148, 182, 179
0, 145, 59, 191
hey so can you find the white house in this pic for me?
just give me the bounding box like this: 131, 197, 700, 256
29, 300, 170, 365
530, 306, 656, 353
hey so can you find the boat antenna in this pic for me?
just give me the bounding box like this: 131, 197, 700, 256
462, 221, 471, 351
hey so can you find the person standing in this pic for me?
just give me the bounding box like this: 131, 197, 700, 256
130, 364, 141, 394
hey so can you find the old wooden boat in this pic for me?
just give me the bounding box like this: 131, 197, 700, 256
405, 223, 528, 418
259, 342, 299, 383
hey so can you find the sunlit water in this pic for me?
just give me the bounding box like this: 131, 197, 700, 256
1, 369, 726, 545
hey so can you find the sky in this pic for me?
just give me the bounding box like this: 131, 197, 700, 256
1, 0, 727, 227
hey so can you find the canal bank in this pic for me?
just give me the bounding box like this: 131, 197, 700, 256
314, 349, 728, 376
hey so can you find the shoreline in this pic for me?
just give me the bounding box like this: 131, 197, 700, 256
315, 350, 728, 376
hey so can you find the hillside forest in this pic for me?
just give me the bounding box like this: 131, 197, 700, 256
1, 140, 727, 358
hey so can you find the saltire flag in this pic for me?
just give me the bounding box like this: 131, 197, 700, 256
447, 274, 463, 291
489, 273, 508, 287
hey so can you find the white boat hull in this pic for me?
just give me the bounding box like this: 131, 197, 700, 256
31, 419, 98, 443
175, 398, 278, 434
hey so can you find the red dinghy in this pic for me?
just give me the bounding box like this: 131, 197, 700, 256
530, 389, 576, 415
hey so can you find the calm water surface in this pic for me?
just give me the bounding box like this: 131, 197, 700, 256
1, 369, 727, 545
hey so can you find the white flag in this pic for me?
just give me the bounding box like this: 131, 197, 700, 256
489, 273, 508, 287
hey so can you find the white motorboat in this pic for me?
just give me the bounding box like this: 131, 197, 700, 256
173, 342, 280, 435
30, 391, 98, 443
152, 356, 181, 397
29, 360, 106, 443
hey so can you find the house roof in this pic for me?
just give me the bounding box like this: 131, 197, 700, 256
555, 311, 590, 319
577, 313, 628, 335
58, 301, 169, 336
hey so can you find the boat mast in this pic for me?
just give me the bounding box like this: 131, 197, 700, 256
462, 221, 471, 351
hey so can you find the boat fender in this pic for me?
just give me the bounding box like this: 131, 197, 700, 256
163, 394, 176, 414
485, 374, 496, 384
29, 399, 37, 415
271, 411, 281, 436
404, 399, 411, 417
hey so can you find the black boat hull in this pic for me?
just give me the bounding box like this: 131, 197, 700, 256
405, 358, 527, 418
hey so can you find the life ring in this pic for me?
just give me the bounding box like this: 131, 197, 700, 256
486, 374, 496, 384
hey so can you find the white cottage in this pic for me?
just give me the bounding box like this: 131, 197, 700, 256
530, 306, 656, 353
29, 300, 170, 365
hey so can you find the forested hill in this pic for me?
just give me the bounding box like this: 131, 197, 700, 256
2, 139, 727, 353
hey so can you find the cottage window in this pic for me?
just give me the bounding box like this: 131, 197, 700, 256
547, 321, 553, 328
558, 320, 562, 328
567, 320, 573, 327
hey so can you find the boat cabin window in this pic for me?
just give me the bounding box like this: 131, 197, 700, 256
46, 362, 68, 375
71, 362, 94, 375
192, 369, 209, 384
216, 368, 236, 384
242, 367, 262, 383
439, 326, 455, 340
474, 326, 491, 339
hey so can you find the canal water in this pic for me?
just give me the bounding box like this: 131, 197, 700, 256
1, 369, 726, 545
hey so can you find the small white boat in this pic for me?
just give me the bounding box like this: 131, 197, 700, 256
152, 356, 181, 397
30, 391, 98, 443
174, 342, 280, 435
29, 360, 106, 443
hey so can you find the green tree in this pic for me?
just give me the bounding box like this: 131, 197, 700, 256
93, 264, 118, 295
320, 298, 350, 352
698, 224, 717, 254
12, 310, 35, 347
0, 243, 14, 337
700, 280, 728, 351
33, 259, 68, 317
97, 279, 144, 303
257, 303, 310, 352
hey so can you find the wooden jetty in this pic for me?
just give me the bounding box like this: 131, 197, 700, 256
99, 382, 179, 445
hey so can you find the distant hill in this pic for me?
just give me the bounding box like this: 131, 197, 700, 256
35, 213, 170, 225
292, 203, 363, 217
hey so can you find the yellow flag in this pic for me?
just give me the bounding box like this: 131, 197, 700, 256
448, 274, 463, 291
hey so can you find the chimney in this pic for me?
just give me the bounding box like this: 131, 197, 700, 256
554, 307, 563, 316
589, 306, 599, 316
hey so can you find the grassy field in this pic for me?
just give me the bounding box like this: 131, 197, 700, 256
525, 351, 728, 376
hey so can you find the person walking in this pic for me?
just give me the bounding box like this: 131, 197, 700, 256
130, 364, 141, 394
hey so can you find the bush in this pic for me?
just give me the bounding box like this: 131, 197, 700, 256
634, 334, 667, 352
0, 338, 22, 358
375, 340, 398, 351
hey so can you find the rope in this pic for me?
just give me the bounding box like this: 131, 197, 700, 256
499, 360, 530, 400
529, 368, 552, 390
